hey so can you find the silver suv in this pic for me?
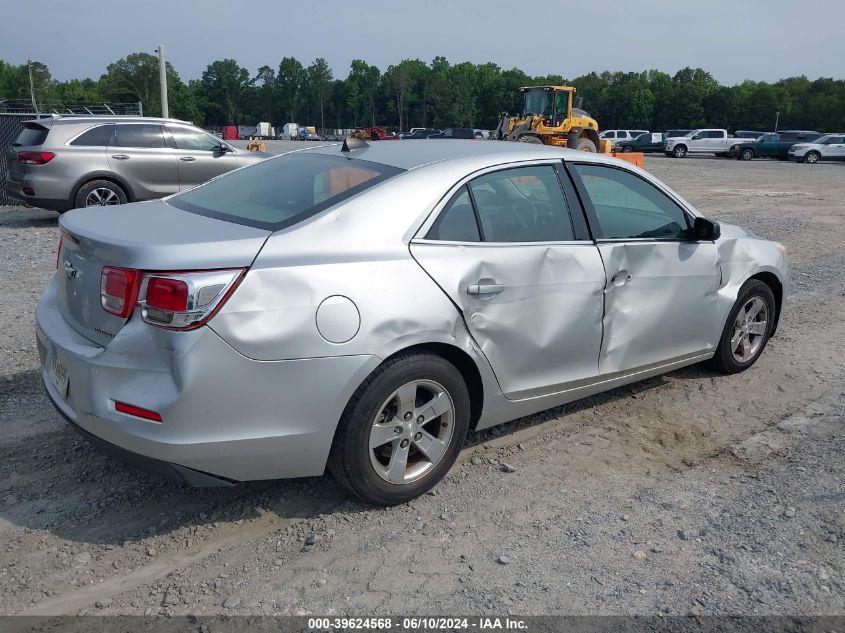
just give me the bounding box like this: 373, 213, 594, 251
5, 116, 270, 212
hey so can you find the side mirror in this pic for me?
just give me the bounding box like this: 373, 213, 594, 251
214, 144, 231, 153
693, 217, 721, 241
691, 134, 701, 140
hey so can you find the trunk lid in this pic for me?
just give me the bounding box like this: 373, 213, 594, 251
57, 199, 270, 346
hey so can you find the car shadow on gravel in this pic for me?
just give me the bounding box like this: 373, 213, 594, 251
0, 362, 717, 546
0, 209, 57, 229
0, 367, 358, 546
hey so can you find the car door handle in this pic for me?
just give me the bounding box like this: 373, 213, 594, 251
466, 283, 505, 295
610, 270, 632, 286
110, 154, 129, 160
179, 156, 196, 162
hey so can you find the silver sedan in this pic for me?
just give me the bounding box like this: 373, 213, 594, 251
36, 140, 789, 504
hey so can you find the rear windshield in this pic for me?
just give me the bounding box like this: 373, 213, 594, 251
168, 152, 403, 230
14, 124, 49, 147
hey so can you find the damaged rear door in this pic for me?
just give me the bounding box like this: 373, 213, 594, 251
411, 163, 605, 400
567, 162, 721, 374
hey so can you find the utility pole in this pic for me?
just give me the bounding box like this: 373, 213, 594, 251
28, 60, 39, 115
775, 111, 780, 132
155, 46, 168, 118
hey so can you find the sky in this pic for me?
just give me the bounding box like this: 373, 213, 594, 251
2, 0, 844, 85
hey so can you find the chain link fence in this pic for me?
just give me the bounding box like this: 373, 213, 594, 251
0, 113, 46, 206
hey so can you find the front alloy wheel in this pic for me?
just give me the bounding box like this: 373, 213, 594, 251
709, 279, 775, 374
729, 297, 768, 363
805, 151, 820, 164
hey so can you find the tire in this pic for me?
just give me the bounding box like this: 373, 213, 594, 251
672, 145, 687, 158
328, 352, 471, 505
708, 280, 776, 374
804, 151, 820, 164
74, 179, 127, 209
569, 137, 597, 152
740, 149, 754, 161
622, 146, 633, 153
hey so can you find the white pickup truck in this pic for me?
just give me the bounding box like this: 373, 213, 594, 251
664, 129, 744, 158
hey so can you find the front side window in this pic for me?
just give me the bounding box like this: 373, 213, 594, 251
572, 163, 690, 240
113, 124, 166, 148
468, 166, 574, 242
168, 153, 402, 230
170, 127, 224, 151
69, 124, 114, 147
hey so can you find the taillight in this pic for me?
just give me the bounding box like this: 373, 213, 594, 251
99, 267, 244, 328
100, 267, 141, 318
17, 151, 55, 165
114, 401, 162, 422
139, 269, 245, 330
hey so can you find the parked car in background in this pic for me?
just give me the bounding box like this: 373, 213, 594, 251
432, 128, 476, 139
38, 140, 787, 504
788, 134, 845, 164
299, 128, 322, 141
733, 130, 767, 139
664, 129, 742, 158
4, 117, 269, 213
730, 131, 823, 161
613, 132, 666, 153
599, 129, 649, 141
401, 128, 441, 140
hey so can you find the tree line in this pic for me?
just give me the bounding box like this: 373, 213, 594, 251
2, 55, 844, 133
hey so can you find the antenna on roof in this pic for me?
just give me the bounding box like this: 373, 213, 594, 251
341, 137, 369, 152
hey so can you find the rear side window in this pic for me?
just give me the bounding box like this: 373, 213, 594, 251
572, 163, 689, 240
113, 124, 166, 148
69, 125, 114, 146
14, 124, 49, 147
168, 153, 403, 230
426, 187, 480, 242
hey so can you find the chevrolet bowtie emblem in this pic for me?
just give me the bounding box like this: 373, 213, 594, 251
63, 260, 79, 279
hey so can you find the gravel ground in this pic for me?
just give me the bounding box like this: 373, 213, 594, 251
0, 151, 843, 618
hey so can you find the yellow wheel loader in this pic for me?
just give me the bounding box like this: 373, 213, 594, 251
492, 86, 610, 153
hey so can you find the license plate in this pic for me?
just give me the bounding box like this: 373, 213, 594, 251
46, 348, 69, 398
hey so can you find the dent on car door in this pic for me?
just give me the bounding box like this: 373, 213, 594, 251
107, 124, 179, 199
168, 127, 239, 190
410, 164, 605, 399
568, 162, 721, 374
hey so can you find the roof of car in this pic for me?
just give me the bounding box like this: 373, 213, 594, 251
26, 116, 192, 126
304, 139, 592, 171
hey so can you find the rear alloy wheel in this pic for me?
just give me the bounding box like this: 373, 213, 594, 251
740, 149, 754, 161
804, 151, 820, 164
74, 180, 127, 209
329, 352, 470, 505
709, 280, 775, 374
673, 145, 687, 158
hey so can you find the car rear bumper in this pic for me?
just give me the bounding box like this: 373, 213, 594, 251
4, 176, 71, 211
36, 274, 380, 483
